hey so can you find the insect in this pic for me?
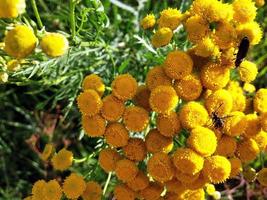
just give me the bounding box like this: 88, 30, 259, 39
210, 103, 232, 130
235, 36, 250, 67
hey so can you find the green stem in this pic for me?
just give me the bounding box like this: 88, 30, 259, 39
103, 172, 112, 196
69, 0, 76, 40
30, 0, 43, 29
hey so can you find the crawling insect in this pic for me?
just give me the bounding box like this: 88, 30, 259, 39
235, 36, 250, 67
210, 103, 232, 130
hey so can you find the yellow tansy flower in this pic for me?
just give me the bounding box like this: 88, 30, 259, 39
158, 8, 182, 30
63, 173, 86, 199
51, 148, 73, 171
141, 14, 156, 29
0, 0, 26, 18
151, 27, 173, 48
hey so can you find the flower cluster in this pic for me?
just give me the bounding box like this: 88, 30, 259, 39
0, 1, 69, 83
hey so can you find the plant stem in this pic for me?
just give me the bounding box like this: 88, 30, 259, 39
69, 0, 76, 40
30, 0, 43, 29
103, 172, 112, 196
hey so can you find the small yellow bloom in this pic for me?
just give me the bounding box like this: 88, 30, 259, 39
224, 111, 247, 137
261, 112, 267, 132
98, 148, 121, 172
243, 113, 261, 137
255, 0, 265, 7
63, 173, 86, 199
101, 95, 125, 122
111, 74, 137, 101
173, 148, 204, 175
82, 181, 102, 200
127, 171, 149, 191
233, 0, 257, 23
114, 184, 136, 200
202, 155, 231, 184
215, 135, 237, 157
254, 88, 267, 113
174, 74, 203, 101
243, 83, 256, 93
147, 152, 174, 182
237, 22, 262, 45
157, 112, 181, 137
238, 61, 258, 83
123, 138, 146, 162
149, 85, 178, 115
163, 50, 193, 80
4, 25, 37, 58
41, 33, 69, 57
7, 59, 21, 71
185, 15, 210, 43
205, 184, 216, 195
51, 148, 73, 171
200, 62, 230, 91
194, 37, 220, 58
104, 122, 129, 148
187, 126, 217, 157
32, 180, 46, 200
146, 66, 172, 91
141, 14, 156, 29
82, 114, 106, 137
151, 27, 173, 48
158, 8, 182, 30
214, 22, 236, 50
179, 101, 209, 129
0, 0, 26, 18
237, 138, 260, 162
115, 159, 139, 182
229, 157, 242, 178
82, 74, 105, 97
140, 182, 163, 200
253, 130, 267, 150
133, 85, 151, 111
44, 180, 62, 200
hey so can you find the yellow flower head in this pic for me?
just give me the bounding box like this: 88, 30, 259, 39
194, 37, 220, 58
185, 15, 210, 43
32, 180, 46, 200
40, 143, 54, 161
173, 148, 204, 175
205, 89, 233, 116
229, 157, 242, 178
202, 155, 231, 184
104, 122, 129, 148
224, 111, 247, 137
63, 173, 86, 199
233, 0, 257, 23
205, 184, 216, 195
51, 148, 73, 171
243, 83, 256, 93
82, 181, 102, 200
157, 112, 181, 137
178, 188, 205, 200
114, 184, 136, 200
127, 171, 149, 191
255, 0, 265, 7
7, 59, 21, 71
151, 27, 173, 48
82, 74, 105, 97
227, 89, 246, 112
174, 74, 203, 101
187, 126, 217, 157
146, 66, 172, 91
133, 85, 151, 111
253, 130, 267, 150
115, 159, 139, 182
77, 89, 102, 116
44, 180, 62, 200
101, 95, 125, 122
215, 135, 237, 157
243, 113, 261, 137
200, 62, 230, 91
140, 182, 163, 200
237, 22, 262, 45
184, 173, 208, 190
158, 8, 182, 30
82, 114, 106, 137
237, 138, 260, 162
145, 129, 173, 154
163, 50, 193, 80
41, 33, 69, 57
141, 14, 156, 29
261, 112, 267, 132
214, 22, 236, 50
254, 88, 267, 113
111, 74, 138, 101
147, 152, 175, 182
0, 0, 26, 18
238, 61, 258, 83
123, 106, 149, 132
257, 168, 267, 186
149, 85, 178, 115
4, 25, 37, 58
123, 138, 146, 162
98, 148, 121, 172
220, 47, 236, 68
165, 179, 186, 195
179, 101, 209, 129
175, 169, 200, 184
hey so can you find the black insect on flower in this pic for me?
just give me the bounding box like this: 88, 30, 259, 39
235, 36, 250, 67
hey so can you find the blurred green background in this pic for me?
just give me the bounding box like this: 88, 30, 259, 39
0, 0, 266, 199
